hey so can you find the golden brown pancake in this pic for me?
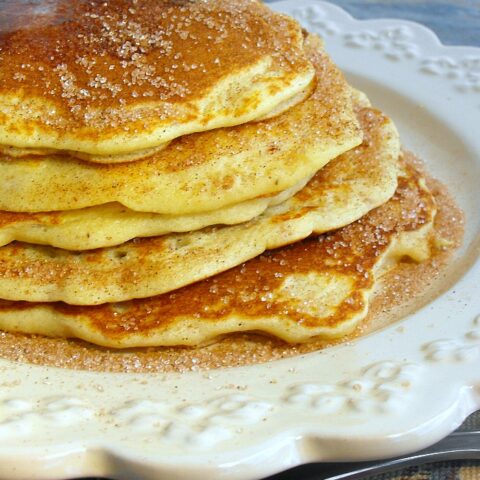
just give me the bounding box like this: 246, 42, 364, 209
0, 0, 315, 162
0, 161, 435, 347
0, 90, 368, 251
0, 35, 361, 214
0, 176, 311, 250
0, 105, 399, 305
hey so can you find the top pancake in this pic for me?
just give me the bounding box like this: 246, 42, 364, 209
0, 35, 361, 214
0, 0, 315, 163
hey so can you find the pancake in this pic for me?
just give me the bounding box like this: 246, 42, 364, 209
0, 0, 315, 163
0, 105, 399, 305
0, 175, 311, 251
0, 142, 172, 164
0, 35, 361, 214
0, 161, 436, 347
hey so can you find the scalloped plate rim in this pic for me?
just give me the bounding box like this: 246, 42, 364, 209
0, 2, 479, 479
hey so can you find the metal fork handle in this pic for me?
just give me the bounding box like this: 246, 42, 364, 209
266, 431, 480, 480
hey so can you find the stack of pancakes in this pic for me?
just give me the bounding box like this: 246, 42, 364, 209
0, 1, 438, 349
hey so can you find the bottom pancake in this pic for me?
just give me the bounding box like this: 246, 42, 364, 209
0, 158, 438, 348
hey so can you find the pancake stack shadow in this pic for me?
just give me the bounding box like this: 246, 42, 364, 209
0, 0, 439, 349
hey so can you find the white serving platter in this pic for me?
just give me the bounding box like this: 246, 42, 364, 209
0, 1, 479, 479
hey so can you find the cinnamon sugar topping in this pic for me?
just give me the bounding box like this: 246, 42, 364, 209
0, 0, 310, 127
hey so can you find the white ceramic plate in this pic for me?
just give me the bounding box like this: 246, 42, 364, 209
0, 2, 479, 479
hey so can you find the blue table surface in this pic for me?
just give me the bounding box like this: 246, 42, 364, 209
268, 0, 480, 47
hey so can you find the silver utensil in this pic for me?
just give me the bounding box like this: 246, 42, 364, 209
266, 429, 480, 479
